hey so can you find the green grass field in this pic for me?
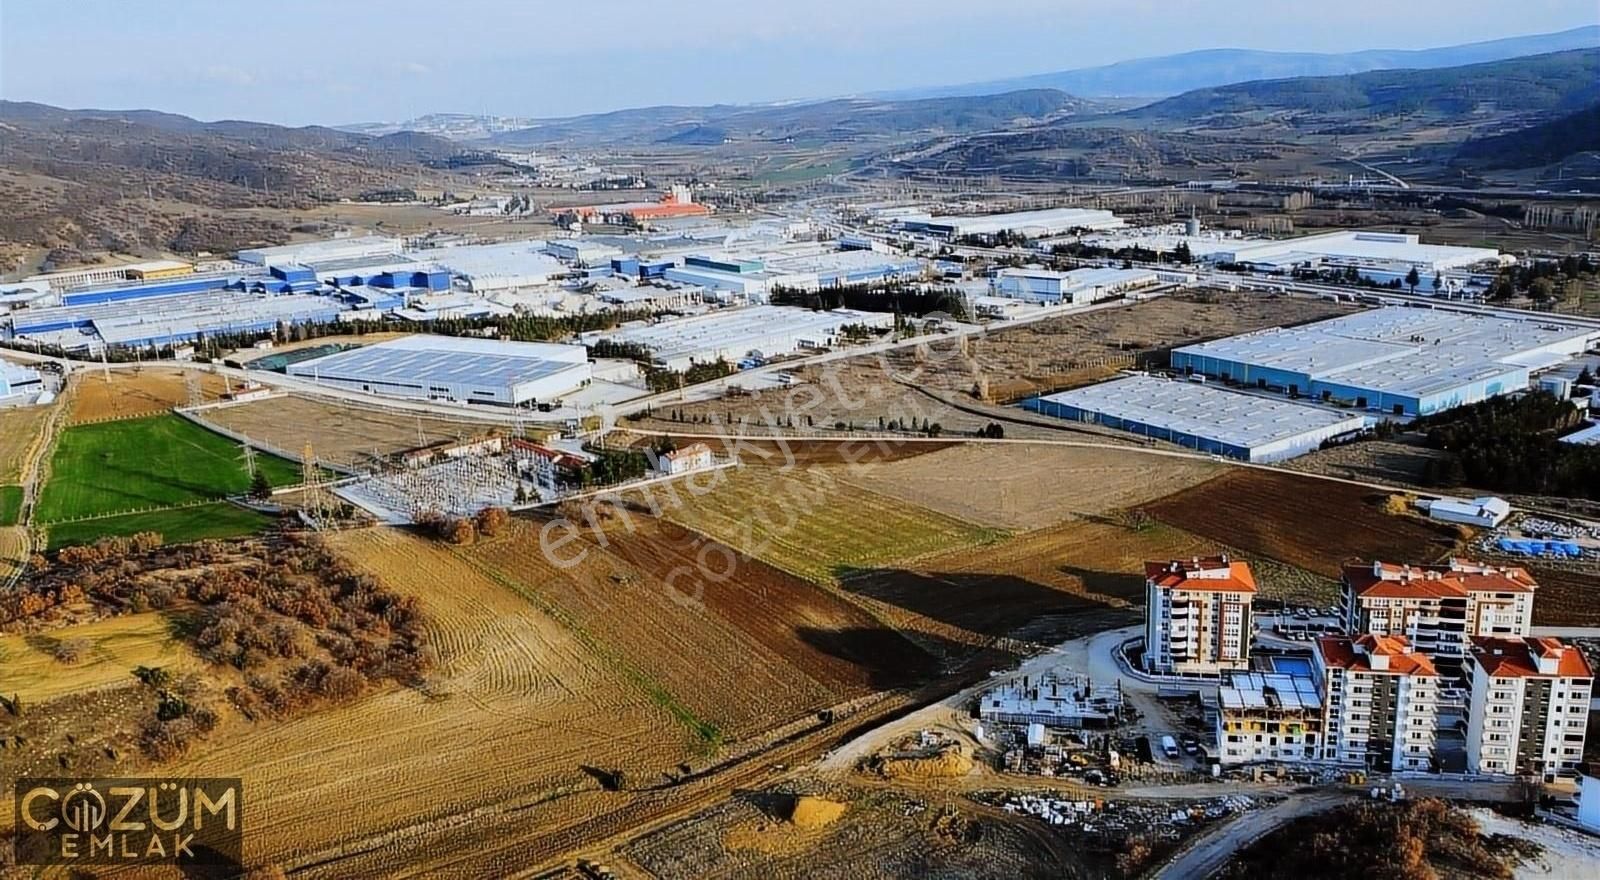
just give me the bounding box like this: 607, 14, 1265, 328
45, 502, 275, 550
36, 414, 301, 522
0, 485, 20, 526
660, 466, 1004, 584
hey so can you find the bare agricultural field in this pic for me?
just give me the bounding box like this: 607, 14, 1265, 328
1279, 438, 1448, 490
658, 464, 1005, 585
0, 402, 50, 483
0, 526, 25, 582
68, 367, 229, 423
1140, 470, 1462, 578
198, 393, 522, 465
843, 444, 1224, 530
890, 290, 1359, 400
1526, 566, 1600, 628
165, 527, 690, 875
840, 519, 1207, 652
0, 612, 203, 702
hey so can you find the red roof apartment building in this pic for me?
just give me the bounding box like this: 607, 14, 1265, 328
1340, 560, 1536, 661
1143, 556, 1256, 676
1465, 636, 1594, 780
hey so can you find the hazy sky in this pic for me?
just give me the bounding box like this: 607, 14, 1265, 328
2, 0, 1595, 125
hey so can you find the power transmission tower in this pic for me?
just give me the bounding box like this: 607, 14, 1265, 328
185, 372, 203, 408
241, 442, 258, 479
302, 442, 329, 530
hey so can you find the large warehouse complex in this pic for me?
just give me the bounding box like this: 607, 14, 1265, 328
1027, 375, 1368, 462
1172, 307, 1599, 416
895, 207, 1125, 239
287, 336, 592, 407
583, 306, 893, 371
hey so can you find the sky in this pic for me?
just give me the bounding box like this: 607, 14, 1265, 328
1, 0, 1596, 125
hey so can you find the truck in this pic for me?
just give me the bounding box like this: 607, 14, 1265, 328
1161, 735, 1180, 759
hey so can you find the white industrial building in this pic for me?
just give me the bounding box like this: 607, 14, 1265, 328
1028, 375, 1368, 462
1172, 307, 1600, 417
545, 239, 624, 267
1, 359, 45, 403
584, 306, 892, 371
287, 335, 592, 407
992, 267, 1158, 305
1464, 637, 1593, 780
1419, 495, 1512, 528
238, 235, 404, 268
897, 207, 1125, 239
426, 242, 568, 292
1210, 230, 1506, 279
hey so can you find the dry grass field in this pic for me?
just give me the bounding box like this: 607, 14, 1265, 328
68, 367, 229, 423
0, 526, 25, 582
658, 464, 1005, 585
198, 394, 525, 465
0, 612, 203, 702
0, 402, 50, 484
1141, 470, 1462, 577
843, 444, 1223, 530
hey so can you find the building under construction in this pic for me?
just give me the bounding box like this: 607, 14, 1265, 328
979, 672, 1125, 730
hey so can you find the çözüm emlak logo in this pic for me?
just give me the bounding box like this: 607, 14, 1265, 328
13, 778, 243, 865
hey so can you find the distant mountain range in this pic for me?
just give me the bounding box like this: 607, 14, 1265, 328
1454, 103, 1600, 170
0, 101, 469, 265
873, 25, 1600, 100
1124, 48, 1600, 122
487, 89, 1100, 147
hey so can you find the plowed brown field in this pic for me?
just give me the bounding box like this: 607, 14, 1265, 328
1140, 470, 1460, 576
0, 402, 50, 483
844, 444, 1224, 530
68, 368, 228, 423
1527, 566, 1600, 627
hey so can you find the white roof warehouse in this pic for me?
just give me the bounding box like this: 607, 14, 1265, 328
287, 335, 592, 407
1027, 374, 1368, 462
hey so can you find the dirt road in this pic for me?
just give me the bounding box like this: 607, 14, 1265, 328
1156, 792, 1348, 880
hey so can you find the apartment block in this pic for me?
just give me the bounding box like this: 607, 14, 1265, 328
1216, 672, 1324, 765
1340, 560, 1536, 662
1464, 637, 1593, 780
1144, 556, 1255, 676
1314, 634, 1440, 771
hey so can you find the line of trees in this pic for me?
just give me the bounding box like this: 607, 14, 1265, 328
1416, 392, 1600, 500
769, 282, 972, 320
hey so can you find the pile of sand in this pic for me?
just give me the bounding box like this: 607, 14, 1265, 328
876, 744, 974, 780
789, 795, 847, 830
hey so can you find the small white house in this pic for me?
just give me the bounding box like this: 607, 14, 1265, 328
1422, 495, 1511, 529
661, 442, 714, 475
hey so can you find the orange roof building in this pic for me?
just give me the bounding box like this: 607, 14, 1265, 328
559, 186, 711, 226
1314, 633, 1440, 771
1340, 560, 1536, 659
1143, 556, 1256, 677
1465, 636, 1593, 779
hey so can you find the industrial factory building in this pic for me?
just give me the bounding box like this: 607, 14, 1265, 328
1210, 230, 1505, 280
1172, 307, 1599, 417
238, 235, 404, 268
287, 335, 592, 407
897, 207, 1125, 239
557, 187, 712, 226
584, 306, 891, 371
9, 291, 345, 353
1027, 375, 1367, 462
992, 267, 1158, 305
426, 242, 568, 292
1, 359, 44, 403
